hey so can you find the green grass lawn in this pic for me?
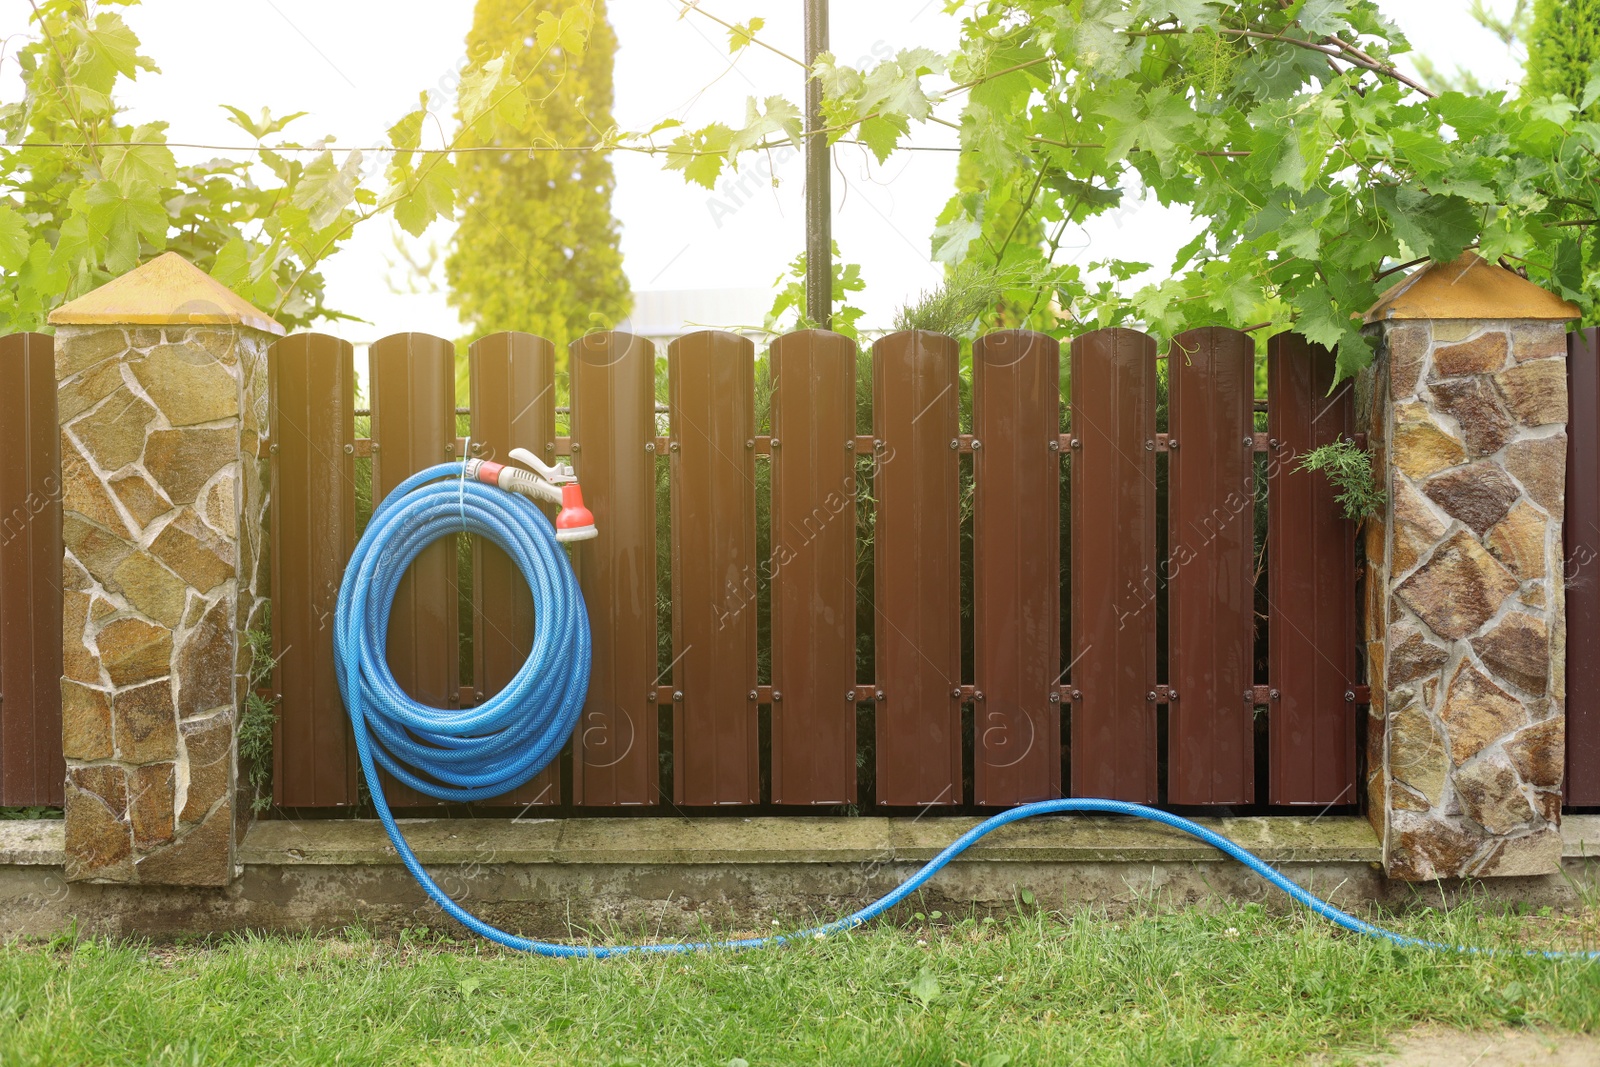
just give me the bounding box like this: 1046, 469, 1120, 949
1, 902, 1598, 1066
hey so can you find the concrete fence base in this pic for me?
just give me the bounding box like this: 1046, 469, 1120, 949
4, 816, 1600, 942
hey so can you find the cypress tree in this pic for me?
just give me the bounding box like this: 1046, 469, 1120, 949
447, 0, 630, 347
1524, 0, 1600, 118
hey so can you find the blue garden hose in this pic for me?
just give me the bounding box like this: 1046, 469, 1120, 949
336, 463, 1598, 961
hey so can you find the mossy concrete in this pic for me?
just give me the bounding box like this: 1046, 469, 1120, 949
2, 815, 1597, 941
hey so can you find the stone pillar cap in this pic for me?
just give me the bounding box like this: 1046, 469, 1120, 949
1363, 252, 1580, 324
48, 251, 284, 336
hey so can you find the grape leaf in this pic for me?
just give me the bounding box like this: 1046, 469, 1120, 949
387, 109, 427, 153
293, 149, 365, 230
856, 114, 907, 164
0, 204, 27, 272
1097, 87, 1194, 163
458, 56, 526, 135
101, 125, 177, 191
1136, 0, 1221, 27
931, 213, 983, 263
1581, 66, 1600, 113
535, 6, 592, 61
1432, 91, 1504, 138
70, 12, 148, 95
208, 236, 252, 289
1290, 0, 1352, 36
1378, 186, 1478, 261
727, 17, 764, 54
85, 179, 167, 275
391, 158, 458, 237
220, 105, 308, 140
730, 96, 804, 155
664, 124, 734, 189
1389, 128, 1451, 180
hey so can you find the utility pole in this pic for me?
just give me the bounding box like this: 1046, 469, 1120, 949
803, 0, 831, 328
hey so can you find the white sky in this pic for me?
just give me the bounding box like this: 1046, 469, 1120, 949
0, 0, 1529, 339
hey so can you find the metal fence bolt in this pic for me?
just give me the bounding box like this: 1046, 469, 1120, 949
770, 438, 781, 448
1167, 440, 1179, 450
951, 687, 962, 698
1243, 436, 1253, 447
1168, 688, 1180, 701
1048, 691, 1061, 703
845, 690, 856, 702
1072, 689, 1083, 701
269, 443, 280, 454
1048, 439, 1061, 451
1268, 438, 1279, 449
648, 689, 658, 702
970, 439, 982, 450
949, 438, 960, 450
669, 442, 680, 452
772, 691, 782, 702
645, 441, 656, 452
546, 442, 555, 453
1243, 690, 1254, 703
975, 690, 985, 701
1344, 689, 1356, 702
748, 689, 757, 701
1146, 691, 1157, 702
571, 442, 581, 452
845, 440, 856, 451
745, 439, 755, 449
874, 438, 884, 451
1071, 438, 1081, 448
1145, 440, 1154, 451
1270, 689, 1280, 701
875, 690, 886, 701
343, 443, 354, 455
370, 442, 380, 452
672, 690, 684, 702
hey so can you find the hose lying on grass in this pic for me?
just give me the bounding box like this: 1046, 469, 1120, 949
337, 462, 1595, 960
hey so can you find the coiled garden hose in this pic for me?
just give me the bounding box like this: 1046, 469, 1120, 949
337, 463, 1598, 961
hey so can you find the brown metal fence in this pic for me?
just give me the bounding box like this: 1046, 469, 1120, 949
1, 324, 1589, 813
0, 333, 63, 806
1565, 327, 1600, 804
262, 326, 1365, 811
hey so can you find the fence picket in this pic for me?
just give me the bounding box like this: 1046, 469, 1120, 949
669, 331, 759, 805
1565, 327, 1600, 805
769, 330, 858, 805
1166, 328, 1257, 804
0, 333, 63, 806
973, 330, 1062, 805
469, 332, 561, 807
268, 333, 358, 807
872, 331, 962, 806
1267, 333, 1358, 806
369, 332, 459, 806
569, 331, 659, 805
1069, 328, 1159, 802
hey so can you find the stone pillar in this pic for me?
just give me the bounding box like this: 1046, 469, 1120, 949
1361, 253, 1579, 880
48, 253, 278, 886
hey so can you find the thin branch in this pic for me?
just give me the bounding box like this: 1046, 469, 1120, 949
995, 155, 1051, 262
1372, 255, 1428, 282
675, 1, 806, 68
1129, 24, 1435, 97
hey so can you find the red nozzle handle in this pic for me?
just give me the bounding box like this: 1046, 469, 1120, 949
556, 484, 596, 535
